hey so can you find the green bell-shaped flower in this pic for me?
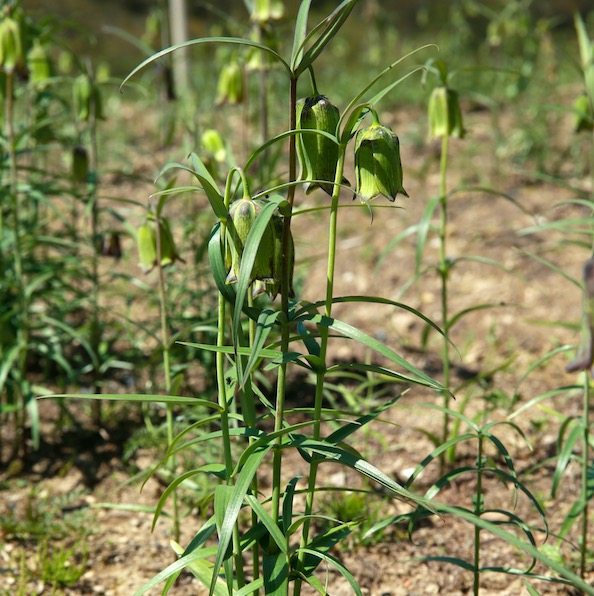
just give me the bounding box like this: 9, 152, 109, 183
428, 86, 465, 140
136, 217, 183, 274
355, 121, 407, 203
297, 95, 347, 196
226, 198, 275, 286
0, 16, 23, 74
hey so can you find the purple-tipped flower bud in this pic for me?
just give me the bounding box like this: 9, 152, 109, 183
355, 121, 407, 203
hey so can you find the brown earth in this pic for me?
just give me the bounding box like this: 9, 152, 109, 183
2, 96, 594, 595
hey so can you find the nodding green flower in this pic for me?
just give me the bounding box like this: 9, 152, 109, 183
0, 16, 23, 73
252, 216, 294, 300
428, 86, 465, 140
27, 40, 51, 88
355, 121, 407, 203
202, 129, 227, 163
73, 74, 104, 122
71, 146, 89, 183
297, 95, 347, 197
216, 60, 244, 105
226, 198, 275, 287
573, 94, 593, 133
251, 0, 284, 23
136, 217, 183, 274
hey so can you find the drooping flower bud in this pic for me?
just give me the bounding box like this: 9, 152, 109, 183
27, 40, 51, 88
0, 16, 23, 74
226, 198, 275, 287
251, 0, 284, 23
253, 216, 294, 300
71, 146, 89, 183
297, 96, 346, 196
73, 74, 104, 122
101, 231, 122, 259
355, 121, 407, 203
573, 94, 593, 133
137, 222, 157, 274
136, 217, 183, 274
216, 60, 244, 105
202, 129, 227, 163
428, 86, 465, 140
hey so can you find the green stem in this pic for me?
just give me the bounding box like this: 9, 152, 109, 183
271, 75, 298, 526
580, 372, 591, 580
473, 433, 484, 596
294, 140, 347, 596
155, 218, 180, 543
88, 99, 102, 425
247, 293, 260, 593
6, 71, 28, 458
218, 191, 245, 589
438, 132, 451, 471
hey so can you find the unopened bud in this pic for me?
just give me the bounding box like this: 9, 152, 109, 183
27, 40, 51, 88
202, 129, 227, 163
216, 61, 244, 105
428, 86, 465, 140
253, 216, 294, 300
226, 198, 275, 286
251, 0, 284, 23
297, 96, 347, 196
136, 217, 183, 274
71, 146, 89, 183
0, 16, 23, 74
73, 74, 104, 122
355, 121, 407, 203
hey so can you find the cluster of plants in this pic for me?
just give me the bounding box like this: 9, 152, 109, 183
3, 0, 594, 594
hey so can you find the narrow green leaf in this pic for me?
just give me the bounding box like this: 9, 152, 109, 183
242, 308, 283, 386
295, 312, 445, 392
122, 37, 290, 90
290, 0, 312, 68
293, 0, 360, 76
282, 477, 302, 534
210, 446, 271, 594
170, 541, 229, 596
297, 548, 362, 596
245, 495, 288, 555
39, 393, 221, 407
263, 552, 289, 596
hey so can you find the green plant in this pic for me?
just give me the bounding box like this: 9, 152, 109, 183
39, 3, 594, 595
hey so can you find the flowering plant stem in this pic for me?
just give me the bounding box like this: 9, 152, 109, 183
271, 75, 299, 529
155, 219, 180, 543
580, 373, 591, 579
438, 132, 452, 472
294, 138, 347, 596
5, 70, 29, 459
472, 433, 485, 595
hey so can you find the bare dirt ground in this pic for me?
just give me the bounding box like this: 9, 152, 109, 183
2, 100, 594, 595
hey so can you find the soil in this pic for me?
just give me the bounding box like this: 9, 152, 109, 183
2, 96, 594, 596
